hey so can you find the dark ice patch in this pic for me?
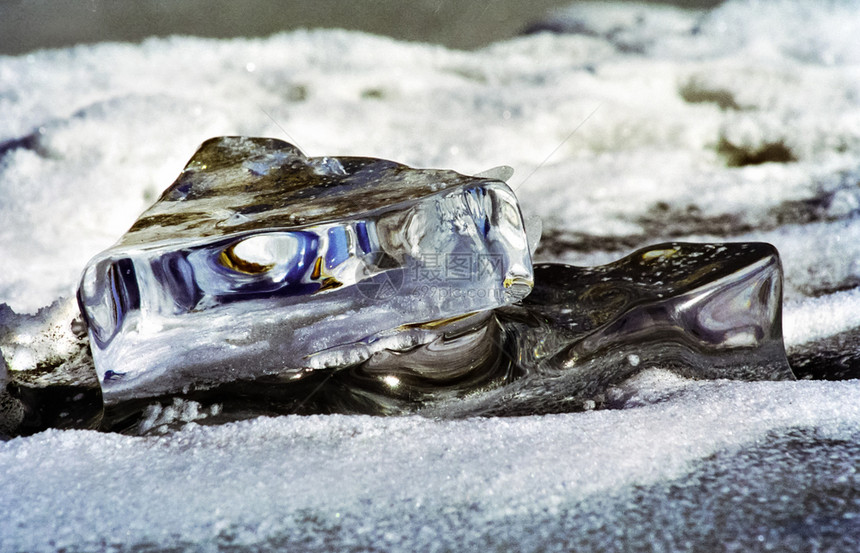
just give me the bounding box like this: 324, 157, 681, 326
0, 131, 48, 161
538, 175, 858, 258
803, 279, 860, 298
717, 137, 797, 167
535, 204, 755, 258
535, 228, 643, 257
789, 326, 860, 380
639, 202, 754, 237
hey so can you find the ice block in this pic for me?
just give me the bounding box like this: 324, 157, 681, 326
77, 137, 533, 404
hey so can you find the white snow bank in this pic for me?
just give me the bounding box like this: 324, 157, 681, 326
784, 288, 860, 347
1, 376, 858, 552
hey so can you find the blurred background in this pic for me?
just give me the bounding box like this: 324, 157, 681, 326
0, 0, 725, 55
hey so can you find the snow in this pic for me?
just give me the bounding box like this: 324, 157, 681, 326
2, 379, 859, 552
784, 288, 860, 347
1, 0, 860, 550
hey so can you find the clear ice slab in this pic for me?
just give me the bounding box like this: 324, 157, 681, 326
77, 137, 533, 405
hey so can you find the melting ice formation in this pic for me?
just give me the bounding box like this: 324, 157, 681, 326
76, 137, 793, 424
78, 136, 534, 407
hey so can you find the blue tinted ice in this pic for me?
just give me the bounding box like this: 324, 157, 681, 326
77, 137, 533, 404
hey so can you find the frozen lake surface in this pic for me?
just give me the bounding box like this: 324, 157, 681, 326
1, 0, 859, 550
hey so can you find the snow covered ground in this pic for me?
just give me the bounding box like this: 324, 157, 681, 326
1, 1, 859, 551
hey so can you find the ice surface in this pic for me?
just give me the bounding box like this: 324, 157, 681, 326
1, 0, 860, 550
78, 136, 532, 404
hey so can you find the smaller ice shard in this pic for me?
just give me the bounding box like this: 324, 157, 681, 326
516, 242, 791, 374
77, 137, 533, 405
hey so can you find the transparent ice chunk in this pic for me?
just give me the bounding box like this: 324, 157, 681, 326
511, 242, 792, 378
77, 137, 533, 404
